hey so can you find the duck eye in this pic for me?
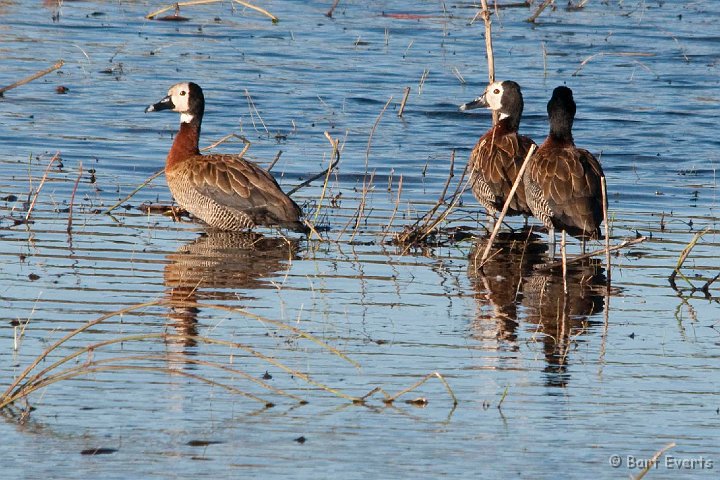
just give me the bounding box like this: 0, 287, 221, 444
180, 91, 186, 96
493, 89, 500, 94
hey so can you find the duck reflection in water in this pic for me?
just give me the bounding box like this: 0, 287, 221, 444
164, 232, 298, 351
468, 231, 606, 387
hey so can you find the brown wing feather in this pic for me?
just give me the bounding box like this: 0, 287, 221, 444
469, 127, 535, 216
525, 143, 604, 238
174, 154, 304, 230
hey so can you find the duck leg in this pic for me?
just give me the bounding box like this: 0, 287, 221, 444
548, 227, 556, 259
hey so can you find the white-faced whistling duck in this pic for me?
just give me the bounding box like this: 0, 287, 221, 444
146, 82, 307, 233
459, 80, 536, 228
523, 86, 605, 251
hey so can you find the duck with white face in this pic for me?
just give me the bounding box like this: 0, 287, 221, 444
459, 80, 537, 230
146, 82, 308, 234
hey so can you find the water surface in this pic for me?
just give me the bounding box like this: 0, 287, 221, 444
1, 1, 719, 478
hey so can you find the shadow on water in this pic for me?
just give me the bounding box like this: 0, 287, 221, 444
164, 231, 298, 348
468, 231, 607, 388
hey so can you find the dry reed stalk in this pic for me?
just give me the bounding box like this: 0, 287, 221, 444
572, 52, 655, 76
341, 171, 375, 243
245, 88, 269, 135
195, 335, 359, 401
359, 372, 457, 406
601, 176, 611, 283
104, 168, 164, 214
267, 150, 282, 172
196, 302, 359, 367
534, 236, 647, 272
452, 67, 466, 84
325, 0, 341, 18
146, 0, 278, 22
479, 0, 498, 125
47, 352, 301, 404
66, 161, 82, 234
2, 301, 164, 401
527, 0, 554, 23
477, 144, 537, 266
348, 97, 392, 242
561, 230, 568, 294
418, 69, 429, 95
309, 132, 340, 228
24, 152, 60, 223
287, 131, 340, 197
632, 442, 676, 480
396, 152, 457, 245
598, 284, 610, 373
380, 174, 403, 243
3, 298, 358, 408
397, 87, 411, 117
0, 60, 64, 97
202, 132, 251, 153
31, 364, 273, 407
396, 155, 473, 250
1, 330, 313, 409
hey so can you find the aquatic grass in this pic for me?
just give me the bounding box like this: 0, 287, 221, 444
24, 152, 60, 224
358, 372, 457, 407
668, 227, 717, 296
146, 0, 278, 23
532, 236, 647, 272
2, 299, 458, 415
348, 96, 393, 243
244, 88, 269, 135
380, 174, 403, 243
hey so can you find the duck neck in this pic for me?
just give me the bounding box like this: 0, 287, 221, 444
167, 120, 201, 169
549, 113, 574, 144
495, 114, 520, 135
548, 127, 574, 145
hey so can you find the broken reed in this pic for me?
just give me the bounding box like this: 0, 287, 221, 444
146, 0, 278, 23
0, 60, 64, 97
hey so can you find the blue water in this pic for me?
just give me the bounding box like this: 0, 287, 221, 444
1, 1, 719, 478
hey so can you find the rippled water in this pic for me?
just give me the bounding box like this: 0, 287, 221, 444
1, 1, 719, 478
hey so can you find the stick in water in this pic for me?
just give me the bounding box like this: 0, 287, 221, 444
0, 60, 64, 97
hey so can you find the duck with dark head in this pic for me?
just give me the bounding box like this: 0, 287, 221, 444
523, 86, 605, 251
146, 82, 308, 233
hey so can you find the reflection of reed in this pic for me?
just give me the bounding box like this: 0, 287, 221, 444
164, 232, 297, 348
468, 231, 606, 386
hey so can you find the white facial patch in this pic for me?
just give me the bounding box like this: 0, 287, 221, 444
485, 82, 504, 111
168, 82, 192, 113
180, 112, 194, 123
